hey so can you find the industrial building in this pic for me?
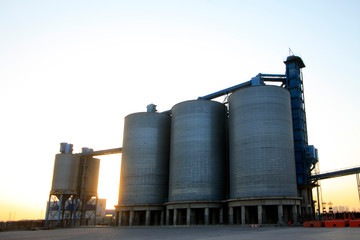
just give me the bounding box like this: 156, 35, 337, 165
115, 55, 314, 226
46, 55, 360, 227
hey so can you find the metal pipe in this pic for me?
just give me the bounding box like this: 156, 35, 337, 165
261, 77, 286, 82
80, 147, 122, 157
197, 80, 252, 100
310, 166, 360, 180
161, 110, 171, 115
197, 74, 286, 101
259, 74, 286, 77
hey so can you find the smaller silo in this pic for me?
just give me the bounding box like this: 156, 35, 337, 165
117, 110, 171, 226
81, 157, 100, 201
51, 153, 80, 195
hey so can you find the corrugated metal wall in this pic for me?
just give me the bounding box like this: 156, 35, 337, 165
228, 85, 297, 198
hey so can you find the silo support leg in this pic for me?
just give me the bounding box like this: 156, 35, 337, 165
118, 211, 122, 226
292, 205, 298, 224
145, 210, 150, 226
241, 206, 245, 225
57, 194, 63, 226
257, 205, 262, 225
173, 209, 177, 226
219, 208, 223, 224
160, 210, 164, 225
72, 197, 77, 226
228, 207, 234, 224
166, 209, 170, 225
186, 208, 191, 225
278, 205, 284, 225
45, 195, 51, 226
129, 210, 134, 226
204, 208, 209, 225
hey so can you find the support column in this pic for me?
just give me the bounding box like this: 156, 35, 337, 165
118, 211, 122, 227
173, 209, 177, 226
205, 208, 210, 225
94, 197, 98, 225
278, 205, 284, 224
146, 210, 151, 226
257, 205, 262, 225
228, 207, 233, 224
292, 205, 298, 224
45, 195, 51, 225
186, 208, 191, 225
219, 208, 223, 224
57, 194, 63, 226
129, 210, 134, 226
72, 197, 78, 226
166, 209, 170, 225
160, 210, 164, 225
241, 206, 245, 225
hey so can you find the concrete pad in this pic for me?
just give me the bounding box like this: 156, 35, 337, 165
0, 226, 359, 240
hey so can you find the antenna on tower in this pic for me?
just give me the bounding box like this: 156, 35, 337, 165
289, 48, 294, 56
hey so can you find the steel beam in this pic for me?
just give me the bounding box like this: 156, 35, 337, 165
311, 167, 360, 180
197, 80, 252, 100
80, 147, 122, 156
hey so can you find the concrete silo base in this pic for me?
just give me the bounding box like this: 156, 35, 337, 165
227, 197, 302, 225
165, 201, 224, 226
115, 204, 165, 226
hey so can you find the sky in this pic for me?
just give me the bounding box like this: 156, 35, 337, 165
0, 0, 359, 221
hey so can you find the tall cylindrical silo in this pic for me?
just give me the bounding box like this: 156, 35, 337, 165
168, 100, 227, 202
228, 85, 297, 199
118, 112, 171, 205
51, 153, 80, 195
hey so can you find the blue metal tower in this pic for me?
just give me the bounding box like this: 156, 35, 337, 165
284, 56, 308, 185
284, 56, 317, 186
285, 56, 318, 219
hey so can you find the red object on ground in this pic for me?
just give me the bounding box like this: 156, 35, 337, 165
349, 220, 360, 227
249, 224, 261, 227
324, 220, 347, 227
303, 221, 324, 227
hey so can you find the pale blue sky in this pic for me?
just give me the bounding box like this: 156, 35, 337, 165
1, 0, 359, 220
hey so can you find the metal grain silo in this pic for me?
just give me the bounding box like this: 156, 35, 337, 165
228, 85, 297, 199
51, 153, 80, 195
118, 112, 171, 205
168, 100, 227, 202
82, 157, 100, 200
